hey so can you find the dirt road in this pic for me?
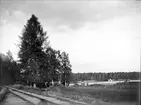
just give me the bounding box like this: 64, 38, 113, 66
0, 93, 33, 105
0, 87, 70, 105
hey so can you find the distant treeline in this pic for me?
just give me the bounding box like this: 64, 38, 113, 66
72, 72, 140, 82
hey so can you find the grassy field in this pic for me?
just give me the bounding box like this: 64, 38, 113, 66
66, 84, 139, 102
12, 81, 140, 105
48, 81, 140, 104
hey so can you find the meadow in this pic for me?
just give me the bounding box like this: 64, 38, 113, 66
12, 81, 140, 105
48, 81, 140, 104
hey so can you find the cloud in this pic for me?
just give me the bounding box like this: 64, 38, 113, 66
1, 0, 140, 30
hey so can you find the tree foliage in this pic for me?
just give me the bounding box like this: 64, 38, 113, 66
60, 52, 72, 86
72, 72, 140, 82
18, 14, 48, 82
18, 14, 72, 85
0, 52, 20, 84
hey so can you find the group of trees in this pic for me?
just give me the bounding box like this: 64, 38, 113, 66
72, 72, 140, 82
18, 14, 72, 86
0, 51, 20, 84
0, 14, 72, 86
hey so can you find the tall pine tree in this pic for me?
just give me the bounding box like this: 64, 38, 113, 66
18, 14, 48, 82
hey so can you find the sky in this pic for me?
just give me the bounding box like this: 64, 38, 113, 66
0, 0, 140, 73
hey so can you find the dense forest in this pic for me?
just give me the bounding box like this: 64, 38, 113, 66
72, 72, 140, 82
0, 52, 20, 85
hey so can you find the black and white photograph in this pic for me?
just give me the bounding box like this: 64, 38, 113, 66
0, 0, 141, 105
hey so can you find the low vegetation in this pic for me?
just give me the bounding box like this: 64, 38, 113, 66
49, 83, 139, 102
12, 81, 140, 105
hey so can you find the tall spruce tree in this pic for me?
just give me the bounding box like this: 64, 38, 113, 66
18, 14, 48, 82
